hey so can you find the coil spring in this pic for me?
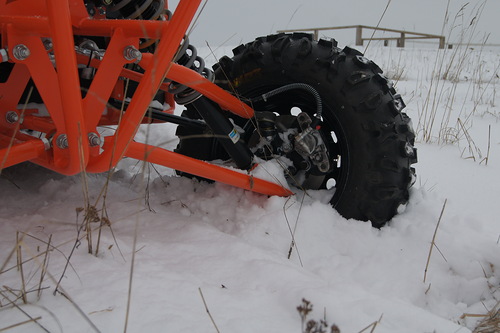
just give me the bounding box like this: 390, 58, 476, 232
105, 0, 169, 49
106, 0, 165, 20
168, 36, 214, 105
104, 1, 212, 104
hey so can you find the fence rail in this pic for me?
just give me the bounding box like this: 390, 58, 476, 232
277, 25, 446, 49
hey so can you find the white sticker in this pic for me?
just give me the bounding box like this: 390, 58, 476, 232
228, 128, 240, 144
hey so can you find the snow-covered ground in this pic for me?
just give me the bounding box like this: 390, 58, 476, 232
1, 43, 499, 332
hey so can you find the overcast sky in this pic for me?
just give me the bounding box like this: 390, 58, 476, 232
169, 0, 499, 49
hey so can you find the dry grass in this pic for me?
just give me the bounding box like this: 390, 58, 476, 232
462, 301, 500, 333
199, 288, 221, 333
0, 228, 100, 332
473, 308, 500, 333
423, 199, 448, 284
297, 298, 341, 333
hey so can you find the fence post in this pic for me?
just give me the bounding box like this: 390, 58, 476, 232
314, 29, 319, 41
397, 32, 405, 47
355, 26, 363, 46
439, 36, 445, 49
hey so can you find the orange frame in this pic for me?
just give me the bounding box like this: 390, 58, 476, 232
0, 0, 292, 197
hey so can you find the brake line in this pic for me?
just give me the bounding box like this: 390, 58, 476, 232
250, 83, 323, 127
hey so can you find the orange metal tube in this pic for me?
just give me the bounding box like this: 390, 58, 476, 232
76, 18, 168, 38
78, 54, 254, 119
0, 16, 50, 35
125, 141, 293, 197
21, 116, 56, 134
86, 0, 202, 173
16, 34, 66, 131
82, 28, 133, 129
0, 138, 47, 169
0, 64, 30, 111
166, 64, 254, 118
119, 63, 254, 119
0, 16, 168, 38
46, 0, 89, 174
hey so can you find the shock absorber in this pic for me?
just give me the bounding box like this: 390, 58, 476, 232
105, 0, 168, 49
168, 39, 250, 168
168, 36, 214, 105
104, 1, 212, 104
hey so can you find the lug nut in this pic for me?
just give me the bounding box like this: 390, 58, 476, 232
5, 111, 19, 124
123, 45, 142, 62
13, 44, 31, 60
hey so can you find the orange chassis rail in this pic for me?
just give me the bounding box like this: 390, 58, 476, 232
0, 0, 292, 197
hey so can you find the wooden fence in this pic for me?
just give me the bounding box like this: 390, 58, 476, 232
278, 25, 446, 49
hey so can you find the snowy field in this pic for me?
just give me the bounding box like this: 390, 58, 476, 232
1, 42, 499, 332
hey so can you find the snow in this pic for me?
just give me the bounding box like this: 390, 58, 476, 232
1, 43, 500, 333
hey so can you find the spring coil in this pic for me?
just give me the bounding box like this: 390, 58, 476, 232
104, 1, 212, 104
106, 0, 165, 20
168, 36, 214, 105
105, 0, 169, 49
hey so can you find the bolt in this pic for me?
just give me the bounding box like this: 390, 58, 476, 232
5, 111, 19, 124
88, 132, 101, 147
56, 134, 69, 149
319, 163, 329, 172
13, 44, 31, 60
42, 39, 53, 51
123, 45, 142, 62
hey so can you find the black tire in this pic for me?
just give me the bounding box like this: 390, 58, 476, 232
176, 33, 417, 227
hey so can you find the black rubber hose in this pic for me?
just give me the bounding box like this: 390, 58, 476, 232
251, 83, 323, 127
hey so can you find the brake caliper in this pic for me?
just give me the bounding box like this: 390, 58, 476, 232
252, 111, 330, 175
293, 112, 330, 173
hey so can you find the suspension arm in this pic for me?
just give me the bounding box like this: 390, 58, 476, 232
125, 141, 293, 197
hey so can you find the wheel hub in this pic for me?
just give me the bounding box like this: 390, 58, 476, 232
249, 111, 332, 189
